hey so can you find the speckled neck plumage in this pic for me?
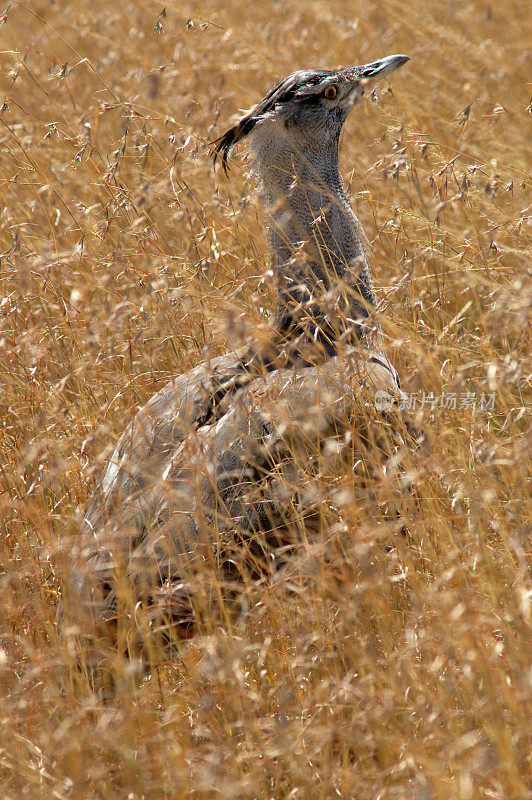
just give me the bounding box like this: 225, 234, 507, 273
249, 118, 378, 347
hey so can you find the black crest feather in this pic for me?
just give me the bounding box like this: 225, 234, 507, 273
212, 70, 334, 175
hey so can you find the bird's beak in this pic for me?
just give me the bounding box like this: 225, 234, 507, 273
357, 53, 410, 89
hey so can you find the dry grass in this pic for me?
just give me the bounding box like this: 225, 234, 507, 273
0, 0, 530, 797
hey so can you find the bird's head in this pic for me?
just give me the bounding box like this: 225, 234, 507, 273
213, 54, 410, 173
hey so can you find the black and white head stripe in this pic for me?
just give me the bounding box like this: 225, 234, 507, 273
212, 56, 409, 174
212, 70, 336, 174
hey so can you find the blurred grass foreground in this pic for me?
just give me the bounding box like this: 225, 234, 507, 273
0, 1, 530, 798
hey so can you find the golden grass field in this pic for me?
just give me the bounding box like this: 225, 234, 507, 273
0, 0, 530, 797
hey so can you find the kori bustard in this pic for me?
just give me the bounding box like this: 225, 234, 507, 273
59, 54, 410, 686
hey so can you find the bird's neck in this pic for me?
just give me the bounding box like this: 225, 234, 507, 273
251, 127, 377, 346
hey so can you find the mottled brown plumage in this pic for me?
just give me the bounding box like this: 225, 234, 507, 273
59, 55, 410, 689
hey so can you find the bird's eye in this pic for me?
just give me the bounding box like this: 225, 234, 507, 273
323, 85, 338, 100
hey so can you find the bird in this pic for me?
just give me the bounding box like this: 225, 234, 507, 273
58, 54, 410, 690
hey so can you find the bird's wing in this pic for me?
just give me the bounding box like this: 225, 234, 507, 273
85, 351, 399, 584
58, 349, 402, 665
